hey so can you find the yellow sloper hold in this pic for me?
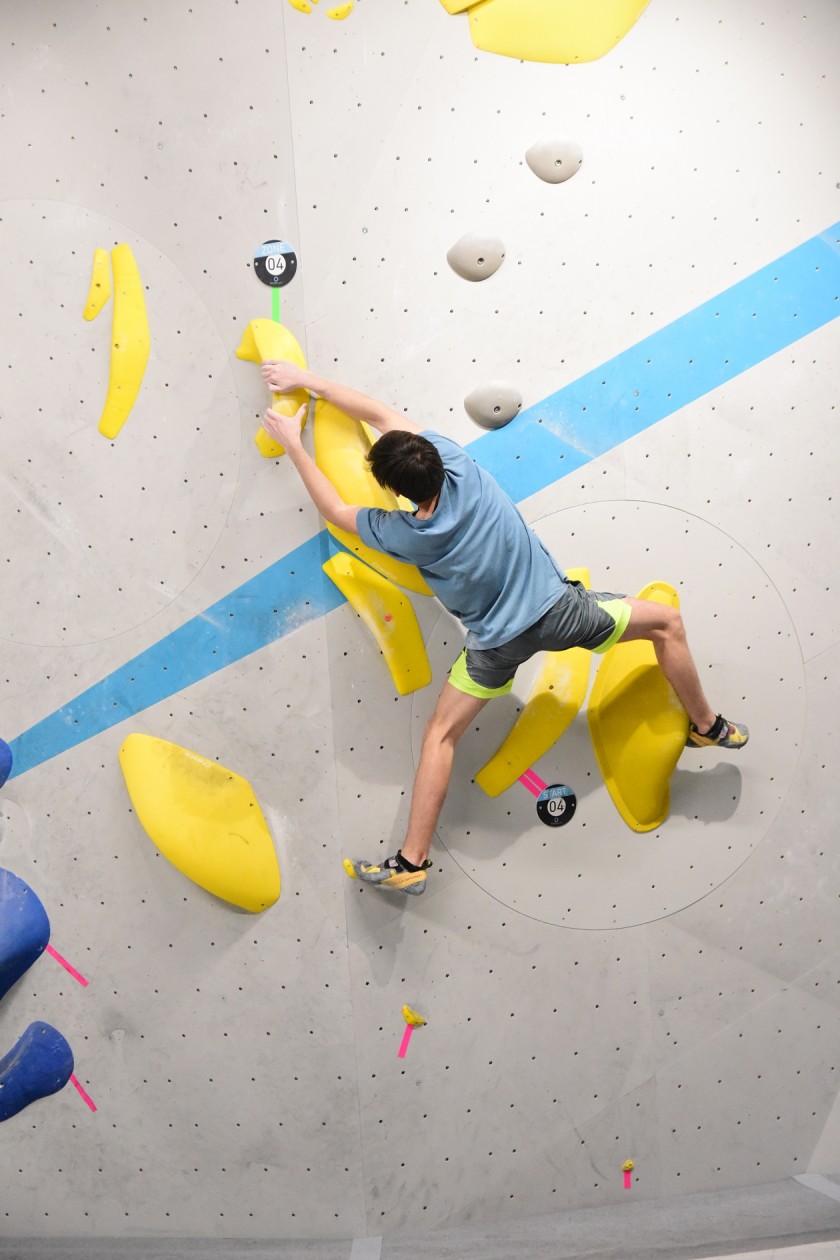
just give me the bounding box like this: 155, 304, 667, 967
313, 398, 433, 596
98, 244, 150, 439
118, 733, 280, 912
475, 567, 592, 798
235, 319, 310, 458
323, 552, 432, 696
402, 1005, 427, 1027
326, 1, 354, 17
587, 581, 690, 833
460, 0, 651, 64
83, 247, 111, 321
287, 0, 313, 12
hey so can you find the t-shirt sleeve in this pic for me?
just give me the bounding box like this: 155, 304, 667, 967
357, 506, 398, 555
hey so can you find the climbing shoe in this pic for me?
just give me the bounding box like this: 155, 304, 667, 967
343, 852, 432, 895
686, 714, 749, 750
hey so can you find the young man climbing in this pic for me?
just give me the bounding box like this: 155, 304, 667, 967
260, 361, 748, 896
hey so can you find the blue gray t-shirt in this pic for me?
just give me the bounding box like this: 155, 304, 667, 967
356, 431, 567, 650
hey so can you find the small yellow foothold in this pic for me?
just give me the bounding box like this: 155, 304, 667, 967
327, 1, 354, 18
622, 1159, 634, 1172
402, 1005, 427, 1028
343, 858, 358, 880
83, 247, 112, 321
287, 0, 313, 11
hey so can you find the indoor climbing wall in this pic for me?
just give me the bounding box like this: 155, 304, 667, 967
0, 0, 839, 1250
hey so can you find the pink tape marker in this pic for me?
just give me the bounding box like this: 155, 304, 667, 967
623, 1169, 632, 1189
518, 768, 548, 798
70, 1074, 97, 1113
45, 944, 89, 987
398, 1025, 414, 1058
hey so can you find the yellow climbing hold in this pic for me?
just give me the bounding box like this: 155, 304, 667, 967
83, 247, 111, 321
287, 0, 313, 12
441, 0, 651, 64
235, 318, 310, 458
98, 244, 150, 439
402, 1006, 427, 1027
476, 567, 592, 797
327, 1, 354, 16
323, 552, 432, 696
587, 581, 689, 833
313, 398, 433, 596
118, 733, 281, 912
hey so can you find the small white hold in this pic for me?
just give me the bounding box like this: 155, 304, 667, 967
464, 380, 523, 430
446, 232, 505, 282
525, 138, 583, 185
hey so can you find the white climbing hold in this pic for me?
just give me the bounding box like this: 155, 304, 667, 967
446, 232, 506, 282
525, 138, 583, 184
464, 380, 523, 429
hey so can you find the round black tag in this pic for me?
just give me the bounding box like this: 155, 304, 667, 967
254, 240, 298, 288
536, 783, 576, 827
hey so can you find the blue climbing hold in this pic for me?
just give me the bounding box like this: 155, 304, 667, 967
0, 740, 11, 790
0, 1021, 74, 1122
0, 869, 50, 1002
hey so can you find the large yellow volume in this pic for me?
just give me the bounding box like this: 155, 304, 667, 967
475, 567, 592, 797
323, 552, 431, 696
98, 244, 150, 439
313, 398, 433, 596
587, 582, 689, 833
118, 734, 281, 912
439, 0, 650, 63
235, 319, 310, 458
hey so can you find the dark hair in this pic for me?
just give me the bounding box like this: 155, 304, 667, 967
366, 431, 445, 504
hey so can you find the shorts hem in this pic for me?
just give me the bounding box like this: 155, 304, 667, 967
592, 599, 632, 654
449, 650, 514, 699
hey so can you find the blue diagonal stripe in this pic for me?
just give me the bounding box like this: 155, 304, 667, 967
6, 221, 840, 779
473, 222, 840, 499
8, 533, 343, 778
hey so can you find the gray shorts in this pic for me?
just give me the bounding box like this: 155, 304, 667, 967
450, 580, 630, 698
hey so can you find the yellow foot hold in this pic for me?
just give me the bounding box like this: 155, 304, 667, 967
235, 318, 310, 458
343, 858, 358, 880
323, 552, 432, 696
440, 0, 650, 63
587, 582, 689, 832
287, 0, 313, 12
402, 1005, 426, 1027
83, 248, 111, 321
327, 1, 354, 16
98, 244, 150, 440
476, 567, 592, 797
118, 734, 281, 912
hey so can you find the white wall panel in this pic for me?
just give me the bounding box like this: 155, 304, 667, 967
0, 0, 838, 1248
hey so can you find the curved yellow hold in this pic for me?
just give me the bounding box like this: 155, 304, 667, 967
98, 244, 150, 439
587, 582, 690, 833
475, 567, 592, 797
326, 1, 354, 16
236, 318, 310, 458
323, 552, 432, 696
440, 0, 650, 63
287, 0, 313, 11
402, 1005, 426, 1027
118, 733, 280, 912
83, 247, 111, 321
314, 398, 433, 596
